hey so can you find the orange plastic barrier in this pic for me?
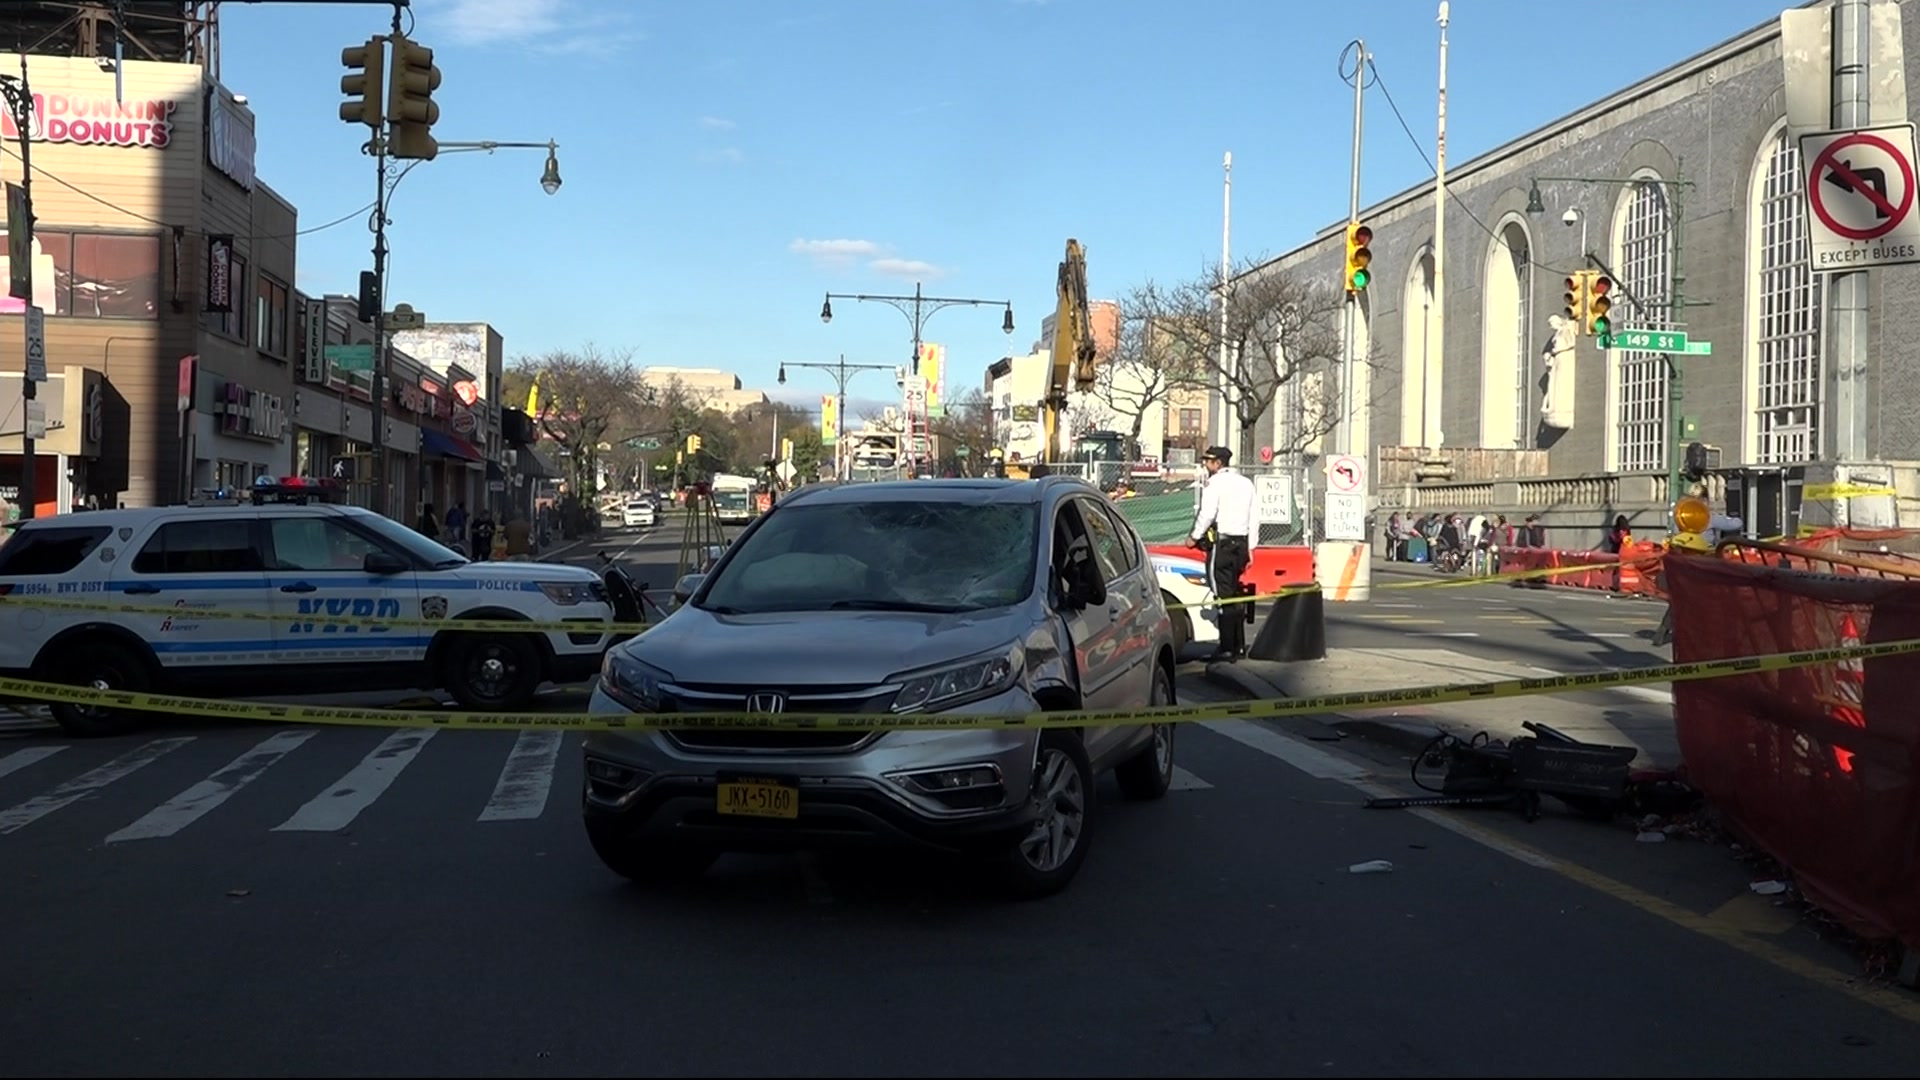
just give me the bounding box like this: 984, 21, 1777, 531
1145, 544, 1315, 595
1493, 544, 1663, 594
1666, 554, 1920, 950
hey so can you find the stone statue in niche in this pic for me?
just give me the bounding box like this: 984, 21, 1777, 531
1540, 314, 1579, 432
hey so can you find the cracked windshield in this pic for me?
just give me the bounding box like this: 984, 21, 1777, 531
2, 0, 1919, 1077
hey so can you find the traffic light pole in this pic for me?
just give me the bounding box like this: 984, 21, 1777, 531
1339, 38, 1366, 458
0, 62, 38, 521
366, 3, 404, 519
1528, 169, 1696, 525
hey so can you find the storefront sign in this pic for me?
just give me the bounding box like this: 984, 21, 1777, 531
205, 236, 234, 313
302, 299, 328, 383
205, 89, 256, 191
0, 93, 177, 149
451, 406, 476, 435
395, 381, 430, 415
219, 380, 287, 442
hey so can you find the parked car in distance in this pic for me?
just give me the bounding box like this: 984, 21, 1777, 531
582, 476, 1180, 899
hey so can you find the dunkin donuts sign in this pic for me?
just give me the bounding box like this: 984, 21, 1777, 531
0, 92, 177, 149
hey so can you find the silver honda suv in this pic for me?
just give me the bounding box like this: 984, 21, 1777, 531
582, 476, 1180, 899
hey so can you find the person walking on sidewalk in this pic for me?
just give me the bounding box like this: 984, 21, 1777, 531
1190, 445, 1256, 662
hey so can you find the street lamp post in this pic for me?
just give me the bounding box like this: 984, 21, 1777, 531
0, 61, 40, 521
818, 284, 1012, 476
1527, 168, 1698, 525
818, 283, 1014, 377
779, 355, 893, 480
365, 137, 561, 514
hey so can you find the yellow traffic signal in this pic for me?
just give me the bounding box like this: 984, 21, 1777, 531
1563, 271, 1588, 331
686, 433, 703, 455
339, 37, 386, 128
1343, 221, 1373, 293
1587, 274, 1614, 345
386, 34, 441, 160
780, 437, 793, 461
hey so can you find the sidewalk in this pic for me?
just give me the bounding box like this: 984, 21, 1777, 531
1202, 647, 1681, 768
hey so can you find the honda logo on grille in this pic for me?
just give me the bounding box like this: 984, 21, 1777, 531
746, 693, 787, 714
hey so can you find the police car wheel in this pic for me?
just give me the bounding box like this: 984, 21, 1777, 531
444, 633, 542, 711
47, 639, 153, 738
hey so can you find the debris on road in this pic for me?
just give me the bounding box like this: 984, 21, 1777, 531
1348, 860, 1394, 874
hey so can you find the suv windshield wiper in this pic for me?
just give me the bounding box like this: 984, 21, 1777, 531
828, 599, 969, 613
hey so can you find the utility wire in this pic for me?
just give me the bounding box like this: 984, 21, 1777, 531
1368, 58, 1586, 278
0, 144, 375, 242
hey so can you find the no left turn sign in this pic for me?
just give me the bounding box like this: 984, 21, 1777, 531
1799, 122, 1920, 272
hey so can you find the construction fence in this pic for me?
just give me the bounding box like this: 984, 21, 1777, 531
1669, 544, 1920, 951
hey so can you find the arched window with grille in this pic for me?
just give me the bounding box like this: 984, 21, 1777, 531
1608, 176, 1675, 472
1746, 122, 1822, 463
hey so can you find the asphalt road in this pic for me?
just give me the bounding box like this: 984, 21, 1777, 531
4, 671, 1916, 1077
1336, 560, 1669, 674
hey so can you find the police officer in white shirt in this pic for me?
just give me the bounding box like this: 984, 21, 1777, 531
1190, 445, 1257, 659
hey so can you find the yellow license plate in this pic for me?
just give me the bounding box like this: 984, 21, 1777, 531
716, 778, 799, 819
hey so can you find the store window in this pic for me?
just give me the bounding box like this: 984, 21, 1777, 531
255, 273, 289, 358
0, 229, 162, 318
203, 252, 249, 340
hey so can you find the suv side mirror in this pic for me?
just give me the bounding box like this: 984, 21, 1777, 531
364, 551, 409, 575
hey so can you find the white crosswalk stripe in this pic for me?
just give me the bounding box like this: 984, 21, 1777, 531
273, 729, 438, 833
480, 730, 564, 821
0, 737, 194, 835
107, 730, 316, 843
0, 719, 1266, 846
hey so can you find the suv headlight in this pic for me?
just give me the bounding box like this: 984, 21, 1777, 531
889, 644, 1023, 714
539, 581, 594, 606
600, 650, 671, 711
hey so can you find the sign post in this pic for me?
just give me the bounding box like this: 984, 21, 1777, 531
1798, 123, 1920, 271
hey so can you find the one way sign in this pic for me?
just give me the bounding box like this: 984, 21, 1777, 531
1800, 122, 1920, 272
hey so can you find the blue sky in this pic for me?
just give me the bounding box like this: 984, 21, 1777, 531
218, 0, 1793, 411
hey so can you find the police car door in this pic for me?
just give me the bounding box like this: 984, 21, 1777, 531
264, 515, 422, 666
121, 514, 274, 671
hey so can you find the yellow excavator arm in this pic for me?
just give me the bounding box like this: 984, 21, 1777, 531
1040, 238, 1098, 467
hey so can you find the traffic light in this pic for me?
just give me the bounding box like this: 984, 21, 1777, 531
686, 433, 703, 455
1343, 221, 1373, 293
386, 33, 441, 160
339, 36, 386, 127
1587, 274, 1614, 346
1562, 271, 1589, 331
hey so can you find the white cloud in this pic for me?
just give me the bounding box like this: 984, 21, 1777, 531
789, 241, 947, 279
429, 0, 640, 54
870, 257, 946, 280
698, 116, 737, 130
790, 238, 884, 265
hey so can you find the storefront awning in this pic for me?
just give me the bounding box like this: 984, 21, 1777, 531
421, 429, 484, 462
515, 447, 560, 480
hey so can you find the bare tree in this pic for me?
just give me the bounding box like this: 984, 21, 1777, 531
929, 387, 994, 473
1090, 285, 1211, 457
1137, 257, 1349, 463
505, 344, 646, 493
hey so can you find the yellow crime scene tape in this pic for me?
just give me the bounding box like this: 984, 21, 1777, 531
2, 637, 1913, 734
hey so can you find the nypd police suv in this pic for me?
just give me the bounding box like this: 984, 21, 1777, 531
0, 478, 617, 736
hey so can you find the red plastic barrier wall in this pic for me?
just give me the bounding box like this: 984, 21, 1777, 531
1493, 545, 1661, 594
1666, 555, 1920, 950
1145, 544, 1314, 596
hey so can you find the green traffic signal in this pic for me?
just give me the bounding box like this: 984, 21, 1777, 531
1592, 314, 1610, 337
1351, 268, 1369, 290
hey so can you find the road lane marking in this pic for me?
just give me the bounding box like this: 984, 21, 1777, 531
0, 745, 66, 781
1201, 708, 1920, 1027
273, 729, 437, 833
0, 738, 194, 835
1201, 719, 1368, 781
1408, 631, 1480, 638
479, 729, 565, 821
1169, 765, 1212, 790
107, 730, 316, 843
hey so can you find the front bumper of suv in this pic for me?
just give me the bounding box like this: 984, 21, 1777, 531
581, 683, 1045, 854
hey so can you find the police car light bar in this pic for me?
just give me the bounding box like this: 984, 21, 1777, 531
251, 476, 348, 505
